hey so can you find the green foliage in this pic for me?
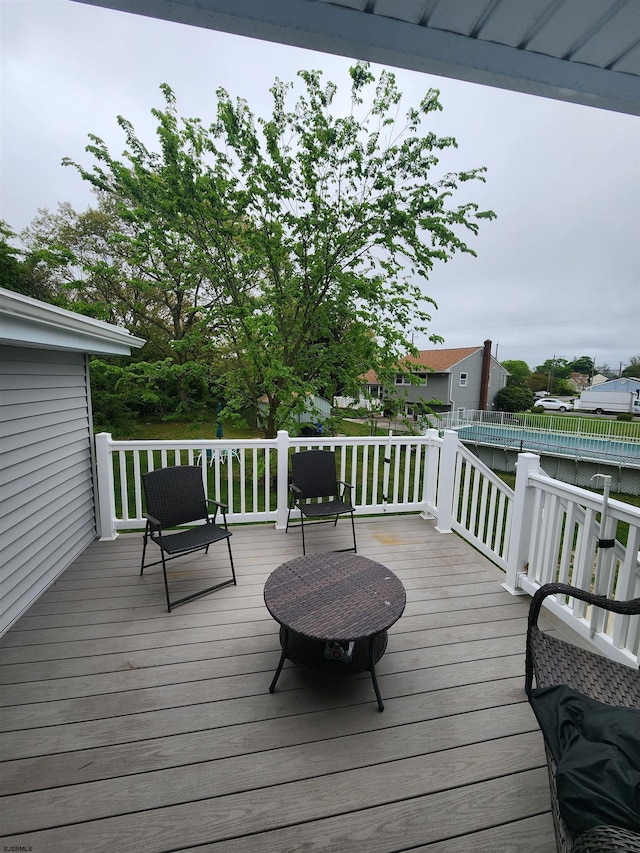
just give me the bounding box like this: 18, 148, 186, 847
89, 358, 210, 430
0, 220, 55, 302
501, 359, 530, 387
64, 63, 495, 436
0, 222, 24, 290
622, 356, 640, 378
494, 384, 533, 413
568, 355, 594, 376
526, 371, 549, 393
617, 412, 633, 422
535, 357, 571, 381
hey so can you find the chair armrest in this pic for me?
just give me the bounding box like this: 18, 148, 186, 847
528, 583, 640, 635
289, 484, 302, 495
206, 499, 229, 511
525, 583, 640, 695
206, 499, 229, 524
337, 480, 354, 493
143, 512, 163, 530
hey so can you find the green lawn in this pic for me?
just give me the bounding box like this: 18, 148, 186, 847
112, 415, 382, 441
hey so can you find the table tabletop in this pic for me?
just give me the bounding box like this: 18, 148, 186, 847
264, 552, 406, 641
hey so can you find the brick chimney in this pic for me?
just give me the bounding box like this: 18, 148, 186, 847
479, 339, 492, 411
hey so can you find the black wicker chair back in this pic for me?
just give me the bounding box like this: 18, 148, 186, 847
286, 450, 356, 555
143, 465, 209, 528
140, 465, 236, 612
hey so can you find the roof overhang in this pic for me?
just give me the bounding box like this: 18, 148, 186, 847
0, 288, 146, 356
73, 0, 640, 115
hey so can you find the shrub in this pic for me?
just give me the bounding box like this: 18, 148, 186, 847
494, 385, 534, 413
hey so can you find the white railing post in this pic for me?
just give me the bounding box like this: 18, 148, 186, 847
421, 428, 440, 519
95, 432, 118, 540
503, 452, 541, 594
275, 430, 291, 530
435, 430, 458, 534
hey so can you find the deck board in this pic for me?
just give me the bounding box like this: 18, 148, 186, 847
0, 515, 557, 852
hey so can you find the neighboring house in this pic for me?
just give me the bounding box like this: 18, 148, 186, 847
0, 288, 144, 636
258, 393, 332, 430
567, 372, 590, 393
586, 377, 640, 394
360, 341, 508, 418
591, 373, 611, 386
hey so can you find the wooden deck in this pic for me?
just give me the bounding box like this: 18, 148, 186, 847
0, 515, 559, 852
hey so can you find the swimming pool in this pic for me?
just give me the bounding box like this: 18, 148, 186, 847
455, 424, 640, 467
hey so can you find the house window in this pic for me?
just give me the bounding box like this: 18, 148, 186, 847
395, 374, 411, 385
459, 373, 468, 387
367, 384, 382, 398
417, 373, 428, 385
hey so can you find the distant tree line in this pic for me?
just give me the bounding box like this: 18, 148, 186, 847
494, 355, 640, 413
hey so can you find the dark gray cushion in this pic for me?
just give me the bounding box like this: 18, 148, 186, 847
529, 684, 640, 835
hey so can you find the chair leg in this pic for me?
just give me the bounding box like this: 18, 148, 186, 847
161, 552, 172, 613
300, 514, 306, 555
227, 538, 237, 585
140, 526, 150, 575
350, 510, 357, 553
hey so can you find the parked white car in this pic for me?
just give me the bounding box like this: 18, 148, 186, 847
535, 397, 573, 412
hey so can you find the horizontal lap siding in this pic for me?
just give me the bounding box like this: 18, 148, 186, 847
0, 346, 96, 635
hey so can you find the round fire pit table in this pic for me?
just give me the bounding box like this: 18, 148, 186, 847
264, 552, 406, 711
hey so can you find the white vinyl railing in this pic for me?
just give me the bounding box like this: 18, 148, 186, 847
94, 428, 639, 664
504, 452, 640, 665
94, 429, 443, 533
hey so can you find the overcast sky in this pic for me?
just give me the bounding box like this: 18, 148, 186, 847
1, 0, 639, 372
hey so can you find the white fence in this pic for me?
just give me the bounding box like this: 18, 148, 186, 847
439, 408, 640, 443
94, 428, 640, 664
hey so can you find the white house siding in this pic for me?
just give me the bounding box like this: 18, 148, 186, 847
0, 345, 96, 635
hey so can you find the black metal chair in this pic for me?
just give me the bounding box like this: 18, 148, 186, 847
140, 465, 236, 612
285, 450, 356, 555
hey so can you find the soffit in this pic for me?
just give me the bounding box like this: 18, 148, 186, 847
74, 0, 640, 114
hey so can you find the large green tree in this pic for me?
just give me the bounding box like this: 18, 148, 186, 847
568, 355, 594, 376
622, 356, 640, 378
501, 359, 530, 387
64, 64, 495, 436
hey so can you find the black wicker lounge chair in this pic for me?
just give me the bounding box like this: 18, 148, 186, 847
285, 449, 356, 555
141, 465, 236, 612
525, 583, 640, 853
